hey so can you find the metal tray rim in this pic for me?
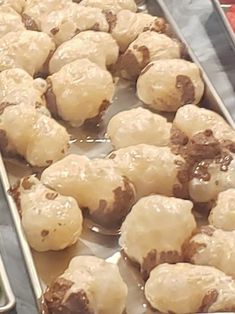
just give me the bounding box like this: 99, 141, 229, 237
211, 0, 235, 52
0, 155, 42, 311
0, 253, 16, 312
0, 0, 234, 313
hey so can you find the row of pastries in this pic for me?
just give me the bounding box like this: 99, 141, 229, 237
12, 104, 235, 313
1, 1, 235, 314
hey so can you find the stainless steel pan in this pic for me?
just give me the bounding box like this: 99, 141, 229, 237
0, 253, 15, 313
1, 1, 235, 313
211, 0, 235, 52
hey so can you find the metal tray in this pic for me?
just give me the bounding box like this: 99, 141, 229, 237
211, 0, 235, 52
1, 0, 235, 313
0, 253, 15, 313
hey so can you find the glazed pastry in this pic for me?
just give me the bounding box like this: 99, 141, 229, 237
171, 130, 235, 203
189, 156, 235, 203
22, 0, 72, 30
107, 107, 171, 149
145, 263, 235, 313
170, 105, 235, 203
108, 144, 186, 199
41, 155, 136, 228
209, 189, 235, 231
0, 0, 25, 13
120, 195, 196, 278
0, 6, 25, 38
0, 30, 55, 76
41, 3, 109, 46
184, 225, 235, 278
173, 104, 235, 142
0, 103, 70, 167
79, 0, 137, 12
13, 176, 83, 252
0, 68, 47, 108
111, 10, 169, 52
46, 58, 115, 127
137, 59, 204, 112
118, 31, 181, 80
49, 31, 119, 73
44, 255, 128, 314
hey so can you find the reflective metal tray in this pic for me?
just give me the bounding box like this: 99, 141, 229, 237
0, 253, 15, 313
212, 0, 235, 52
1, 0, 235, 313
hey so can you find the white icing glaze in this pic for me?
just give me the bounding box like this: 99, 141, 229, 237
120, 31, 181, 79
120, 195, 196, 264
186, 226, 235, 278
0, 68, 47, 107
20, 176, 82, 252
137, 59, 204, 112
111, 10, 166, 52
41, 155, 135, 224
0, 30, 55, 76
108, 144, 184, 198
107, 107, 171, 149
0, 103, 69, 166
23, 0, 72, 28
41, 3, 109, 46
60, 256, 127, 314
145, 263, 235, 314
0, 0, 25, 13
174, 104, 235, 142
48, 58, 115, 127
189, 156, 235, 202
49, 31, 119, 73
0, 6, 25, 38
79, 0, 137, 13
209, 189, 235, 231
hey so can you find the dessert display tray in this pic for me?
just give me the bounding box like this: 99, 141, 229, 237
0, 0, 235, 313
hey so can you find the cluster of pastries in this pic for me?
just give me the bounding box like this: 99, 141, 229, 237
2, 0, 235, 313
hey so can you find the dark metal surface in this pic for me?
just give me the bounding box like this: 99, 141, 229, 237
0, 253, 15, 312
211, 0, 235, 54
0, 180, 38, 314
